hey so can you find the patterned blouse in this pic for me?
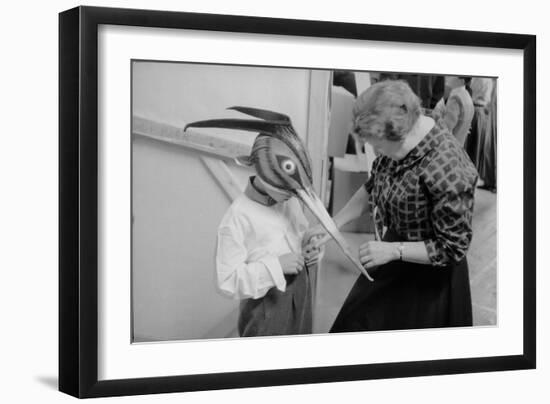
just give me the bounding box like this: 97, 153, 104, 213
365, 122, 479, 267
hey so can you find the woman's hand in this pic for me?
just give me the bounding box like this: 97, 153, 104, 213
359, 241, 399, 269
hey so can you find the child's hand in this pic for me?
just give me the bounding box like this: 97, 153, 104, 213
279, 253, 305, 275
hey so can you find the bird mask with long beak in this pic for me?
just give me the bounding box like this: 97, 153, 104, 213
185, 106, 373, 281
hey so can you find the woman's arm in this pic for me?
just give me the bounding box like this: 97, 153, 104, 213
303, 184, 370, 245
333, 185, 370, 228
359, 240, 431, 269
398, 241, 431, 264
359, 150, 477, 269
423, 155, 477, 266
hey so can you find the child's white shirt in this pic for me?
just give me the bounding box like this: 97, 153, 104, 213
216, 194, 309, 300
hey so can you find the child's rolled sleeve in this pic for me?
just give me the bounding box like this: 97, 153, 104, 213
256, 255, 286, 293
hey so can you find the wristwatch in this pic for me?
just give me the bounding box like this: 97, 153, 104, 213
398, 242, 404, 261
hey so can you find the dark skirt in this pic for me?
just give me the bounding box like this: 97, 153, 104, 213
480, 98, 497, 189
465, 105, 497, 189
330, 231, 472, 333
238, 265, 312, 337
465, 106, 488, 168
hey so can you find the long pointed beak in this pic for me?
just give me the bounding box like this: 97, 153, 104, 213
296, 188, 373, 281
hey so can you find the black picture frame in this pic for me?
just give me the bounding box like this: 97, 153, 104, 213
59, 5, 536, 398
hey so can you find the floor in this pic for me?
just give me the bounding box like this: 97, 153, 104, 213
313, 188, 497, 333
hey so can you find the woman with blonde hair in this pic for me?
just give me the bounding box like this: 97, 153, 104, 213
307, 80, 478, 331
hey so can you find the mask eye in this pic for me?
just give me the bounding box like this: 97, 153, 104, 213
281, 159, 296, 175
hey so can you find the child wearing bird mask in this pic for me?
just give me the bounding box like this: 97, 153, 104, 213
215, 172, 321, 337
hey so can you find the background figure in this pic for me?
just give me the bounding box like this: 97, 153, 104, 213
433, 76, 475, 146
370, 72, 445, 116
466, 78, 497, 191
482, 81, 497, 190
333, 70, 358, 97
397, 74, 445, 112
368, 71, 398, 85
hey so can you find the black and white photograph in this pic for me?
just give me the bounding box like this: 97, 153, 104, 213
131, 62, 498, 342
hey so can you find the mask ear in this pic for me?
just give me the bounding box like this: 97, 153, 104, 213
234, 155, 253, 167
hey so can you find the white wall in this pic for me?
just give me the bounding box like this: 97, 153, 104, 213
1, 1, 548, 403
133, 61, 310, 134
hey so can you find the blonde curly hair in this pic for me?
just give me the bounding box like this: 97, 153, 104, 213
352, 80, 421, 142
